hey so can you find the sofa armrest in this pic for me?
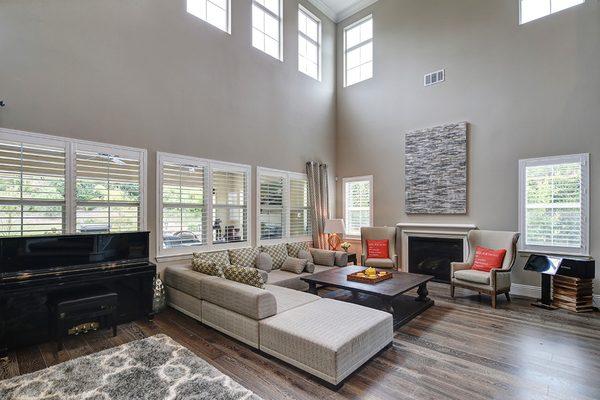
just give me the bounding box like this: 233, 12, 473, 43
334, 251, 348, 267
490, 269, 511, 291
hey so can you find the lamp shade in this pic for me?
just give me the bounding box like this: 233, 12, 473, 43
324, 219, 345, 235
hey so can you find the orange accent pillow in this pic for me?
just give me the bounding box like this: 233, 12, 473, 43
367, 240, 389, 259
472, 246, 507, 272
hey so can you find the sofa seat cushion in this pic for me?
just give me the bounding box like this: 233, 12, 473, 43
266, 285, 320, 314
259, 299, 393, 385
313, 265, 337, 274
364, 258, 395, 269
163, 265, 219, 299
201, 277, 276, 320
267, 269, 312, 291
454, 269, 491, 285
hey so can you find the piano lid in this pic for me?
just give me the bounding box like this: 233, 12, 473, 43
0, 231, 150, 278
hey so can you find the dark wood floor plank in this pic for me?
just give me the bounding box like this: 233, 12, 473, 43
1, 282, 599, 400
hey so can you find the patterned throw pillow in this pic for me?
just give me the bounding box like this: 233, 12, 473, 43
261, 243, 288, 270
223, 265, 266, 289
191, 259, 224, 277
228, 247, 259, 269
192, 251, 231, 269
286, 242, 310, 258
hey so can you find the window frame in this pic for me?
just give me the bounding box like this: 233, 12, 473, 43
298, 4, 322, 81
342, 175, 373, 240
343, 14, 373, 88
157, 152, 252, 258
518, 153, 590, 256
186, 0, 232, 34
252, 0, 284, 61
519, 0, 586, 25
256, 167, 312, 245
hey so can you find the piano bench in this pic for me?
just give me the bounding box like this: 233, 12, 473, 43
48, 289, 118, 352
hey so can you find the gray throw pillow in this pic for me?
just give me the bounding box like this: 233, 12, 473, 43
304, 262, 315, 273
280, 257, 308, 274
297, 249, 314, 263
256, 252, 273, 272
311, 249, 335, 267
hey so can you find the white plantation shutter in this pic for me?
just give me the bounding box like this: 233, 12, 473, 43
212, 167, 248, 244
161, 161, 206, 249
521, 154, 589, 254
260, 174, 285, 240
289, 177, 311, 237
75, 149, 141, 233
0, 139, 66, 236
344, 178, 372, 237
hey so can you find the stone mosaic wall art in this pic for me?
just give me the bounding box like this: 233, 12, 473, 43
405, 122, 468, 214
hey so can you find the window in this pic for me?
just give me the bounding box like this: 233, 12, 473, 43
252, 0, 282, 60
157, 153, 251, 256
258, 167, 311, 243
0, 128, 147, 238
187, 0, 231, 33
519, 154, 589, 255
520, 0, 585, 24
343, 176, 373, 238
298, 6, 321, 80
75, 145, 143, 233
0, 136, 66, 237
343, 15, 373, 87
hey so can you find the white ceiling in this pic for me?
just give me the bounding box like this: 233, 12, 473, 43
307, 0, 379, 23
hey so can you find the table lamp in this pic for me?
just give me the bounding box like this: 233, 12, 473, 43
324, 219, 345, 250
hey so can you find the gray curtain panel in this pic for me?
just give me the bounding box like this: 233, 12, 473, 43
306, 161, 329, 249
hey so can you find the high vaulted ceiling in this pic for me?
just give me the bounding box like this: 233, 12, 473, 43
307, 0, 379, 23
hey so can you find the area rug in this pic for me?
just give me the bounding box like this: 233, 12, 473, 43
0, 334, 261, 400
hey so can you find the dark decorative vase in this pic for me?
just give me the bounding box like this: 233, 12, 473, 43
152, 274, 167, 313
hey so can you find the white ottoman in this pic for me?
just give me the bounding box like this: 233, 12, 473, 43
258, 298, 393, 387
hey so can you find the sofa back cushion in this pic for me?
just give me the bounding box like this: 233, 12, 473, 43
223, 265, 266, 289
228, 247, 259, 269
261, 243, 288, 270
311, 249, 335, 267
287, 242, 310, 258
192, 251, 231, 269
201, 277, 276, 320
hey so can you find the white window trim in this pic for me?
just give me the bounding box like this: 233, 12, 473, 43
518, 153, 590, 256
519, 0, 586, 25
187, 0, 232, 34
252, 0, 284, 61
343, 14, 373, 88
0, 127, 147, 236
156, 152, 252, 259
342, 175, 373, 240
298, 4, 322, 81
257, 167, 312, 245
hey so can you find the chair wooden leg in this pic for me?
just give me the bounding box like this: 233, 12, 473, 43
505, 292, 511, 302
491, 293, 497, 309
450, 284, 455, 298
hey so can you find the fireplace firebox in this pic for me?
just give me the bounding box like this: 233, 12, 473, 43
408, 236, 464, 283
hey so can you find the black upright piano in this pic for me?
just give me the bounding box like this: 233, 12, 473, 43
0, 231, 156, 357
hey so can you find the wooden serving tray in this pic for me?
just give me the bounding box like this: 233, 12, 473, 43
347, 271, 393, 284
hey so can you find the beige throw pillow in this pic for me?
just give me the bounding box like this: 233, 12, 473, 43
280, 257, 308, 274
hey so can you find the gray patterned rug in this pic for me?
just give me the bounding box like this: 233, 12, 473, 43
0, 334, 261, 400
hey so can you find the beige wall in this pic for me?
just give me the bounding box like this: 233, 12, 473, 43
0, 0, 337, 268
335, 0, 600, 293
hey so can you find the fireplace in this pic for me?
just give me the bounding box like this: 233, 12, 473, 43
408, 236, 464, 283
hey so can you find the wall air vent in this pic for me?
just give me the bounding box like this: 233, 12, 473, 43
424, 69, 445, 87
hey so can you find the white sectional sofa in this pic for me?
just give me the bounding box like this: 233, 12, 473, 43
163, 245, 394, 388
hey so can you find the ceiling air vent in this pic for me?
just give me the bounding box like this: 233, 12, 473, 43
424, 69, 445, 87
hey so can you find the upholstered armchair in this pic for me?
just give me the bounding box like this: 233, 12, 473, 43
360, 227, 398, 269
451, 230, 520, 308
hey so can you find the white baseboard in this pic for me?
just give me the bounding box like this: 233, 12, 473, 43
510, 283, 541, 299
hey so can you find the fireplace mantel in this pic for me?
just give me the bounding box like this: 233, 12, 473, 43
396, 223, 478, 272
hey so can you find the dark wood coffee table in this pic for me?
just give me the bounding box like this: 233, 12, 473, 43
301, 266, 434, 329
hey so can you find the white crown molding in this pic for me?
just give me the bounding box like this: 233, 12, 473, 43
305, 0, 336, 21
306, 0, 379, 23
335, 0, 379, 22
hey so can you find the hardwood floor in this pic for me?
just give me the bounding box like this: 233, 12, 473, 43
1, 283, 599, 400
